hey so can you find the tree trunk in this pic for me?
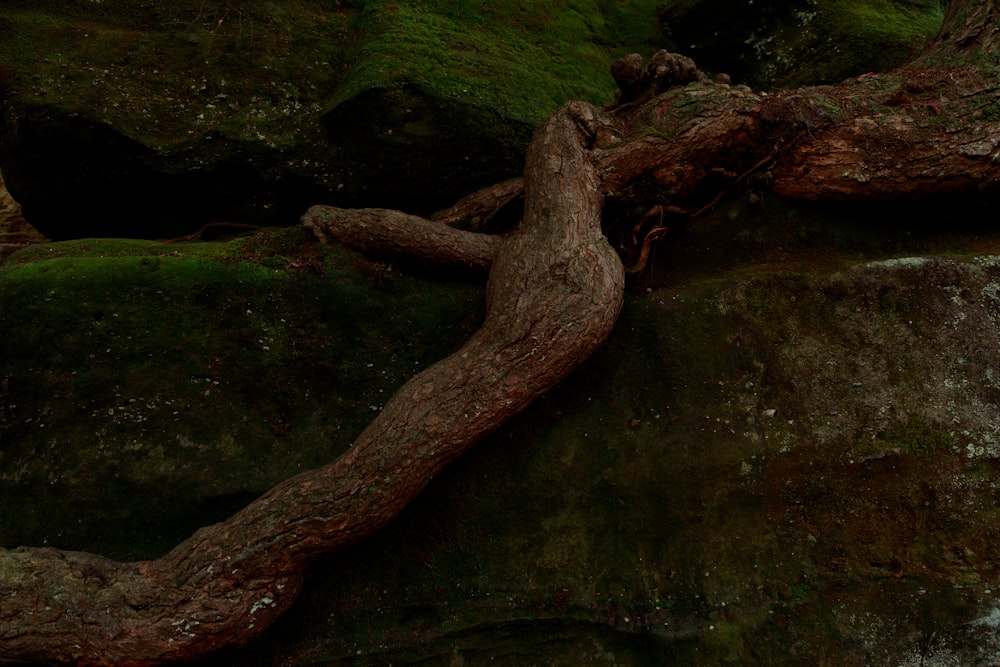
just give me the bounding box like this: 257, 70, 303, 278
3, 1, 1000, 664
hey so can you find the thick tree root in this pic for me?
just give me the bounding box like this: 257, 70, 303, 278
4, 3, 1000, 660
302, 206, 501, 274
0, 104, 623, 666
431, 177, 525, 232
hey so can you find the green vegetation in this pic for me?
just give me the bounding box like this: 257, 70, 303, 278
874, 419, 954, 456
764, 0, 942, 87
0, 0, 665, 149
661, 0, 942, 88
0, 2, 357, 148
0, 229, 484, 558
336, 0, 662, 118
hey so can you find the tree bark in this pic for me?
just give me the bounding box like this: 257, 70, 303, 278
0, 103, 624, 666
301, 206, 501, 274
596, 2, 1000, 218
3, 1, 1000, 664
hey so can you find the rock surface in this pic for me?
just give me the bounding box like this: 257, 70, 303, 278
4, 195, 1000, 664
0, 170, 46, 261
0, 1, 665, 240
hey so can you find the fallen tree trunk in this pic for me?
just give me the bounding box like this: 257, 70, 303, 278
3, 1, 1000, 664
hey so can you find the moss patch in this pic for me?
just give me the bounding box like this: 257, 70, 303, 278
0, 228, 484, 559
0, 1, 664, 147
661, 0, 942, 89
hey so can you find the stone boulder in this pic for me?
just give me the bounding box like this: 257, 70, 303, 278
660, 0, 943, 89
0, 0, 666, 239
5, 194, 1000, 664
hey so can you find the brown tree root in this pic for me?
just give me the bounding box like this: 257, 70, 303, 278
302, 206, 501, 274
0, 103, 623, 667
4, 2, 1000, 662
431, 177, 525, 232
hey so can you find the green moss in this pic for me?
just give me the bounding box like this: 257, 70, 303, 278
327, 0, 665, 126
834, 0, 942, 42
0, 0, 664, 148
0, 2, 359, 148
664, 0, 942, 88
701, 620, 747, 663
0, 229, 484, 558
874, 419, 954, 456
784, 1, 941, 86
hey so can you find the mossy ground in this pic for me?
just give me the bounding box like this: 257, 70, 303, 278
661, 0, 942, 88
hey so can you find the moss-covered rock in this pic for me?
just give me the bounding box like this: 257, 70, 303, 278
0, 1, 945, 240
0, 0, 665, 239
0, 229, 485, 558
660, 0, 943, 89
6, 194, 1000, 663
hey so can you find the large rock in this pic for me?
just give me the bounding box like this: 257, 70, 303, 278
0, 0, 665, 239
0, 1, 944, 240
0, 169, 46, 261
660, 0, 943, 88
5, 196, 1000, 664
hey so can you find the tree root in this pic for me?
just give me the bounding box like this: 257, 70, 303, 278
0, 103, 623, 667
4, 6, 1000, 659
431, 177, 525, 232
302, 205, 500, 274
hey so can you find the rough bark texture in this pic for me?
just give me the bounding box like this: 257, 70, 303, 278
3, 1, 1000, 664
301, 206, 500, 274
596, 2, 1000, 219
0, 103, 624, 666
